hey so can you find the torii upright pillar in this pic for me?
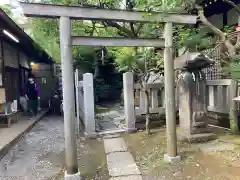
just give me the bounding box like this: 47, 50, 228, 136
163, 22, 180, 162
60, 16, 80, 179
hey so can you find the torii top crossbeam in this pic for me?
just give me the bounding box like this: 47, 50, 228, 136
19, 2, 197, 24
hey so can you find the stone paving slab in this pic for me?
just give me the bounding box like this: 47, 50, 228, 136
198, 140, 237, 153
104, 137, 128, 154
107, 151, 141, 177
98, 129, 126, 136
109, 175, 143, 180
103, 134, 121, 139
178, 131, 217, 143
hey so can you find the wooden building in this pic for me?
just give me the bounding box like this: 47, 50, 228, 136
198, 0, 240, 79
0, 8, 55, 113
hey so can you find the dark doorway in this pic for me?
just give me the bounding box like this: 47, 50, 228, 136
4, 67, 19, 102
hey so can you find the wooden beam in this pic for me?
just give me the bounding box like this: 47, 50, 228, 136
71, 36, 165, 47
19, 2, 197, 24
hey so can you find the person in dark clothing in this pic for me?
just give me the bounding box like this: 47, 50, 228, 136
50, 90, 62, 115
24, 76, 40, 117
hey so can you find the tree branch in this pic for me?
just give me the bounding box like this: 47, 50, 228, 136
197, 5, 236, 56
130, 23, 137, 36
125, 0, 137, 37
90, 21, 96, 36
136, 23, 144, 35
78, 0, 136, 37
197, 7, 225, 38
102, 21, 134, 37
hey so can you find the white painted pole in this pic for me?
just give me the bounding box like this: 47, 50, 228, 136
59, 16, 79, 176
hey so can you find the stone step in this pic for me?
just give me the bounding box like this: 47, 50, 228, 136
192, 122, 207, 128
107, 151, 141, 177
104, 137, 128, 154
98, 129, 127, 136
198, 140, 237, 153
191, 127, 210, 134
178, 132, 217, 143
113, 116, 125, 121
109, 175, 143, 180
104, 137, 142, 179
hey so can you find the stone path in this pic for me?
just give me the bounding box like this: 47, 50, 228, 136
96, 104, 125, 132
103, 134, 143, 180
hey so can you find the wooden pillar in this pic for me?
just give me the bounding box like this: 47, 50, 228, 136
163, 22, 178, 159
59, 16, 79, 176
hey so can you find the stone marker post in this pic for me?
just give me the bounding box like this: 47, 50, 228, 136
123, 72, 137, 132
75, 69, 80, 134
230, 79, 238, 133
59, 16, 80, 179
83, 73, 96, 137
178, 72, 193, 134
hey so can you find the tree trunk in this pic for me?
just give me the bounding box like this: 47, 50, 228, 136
94, 61, 100, 78
144, 89, 150, 134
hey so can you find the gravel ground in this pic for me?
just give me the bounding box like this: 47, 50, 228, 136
0, 115, 109, 180
0, 115, 65, 179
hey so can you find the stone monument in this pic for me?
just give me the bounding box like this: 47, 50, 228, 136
175, 53, 217, 142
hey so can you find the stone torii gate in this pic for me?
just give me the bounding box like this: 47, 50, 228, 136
19, 2, 197, 179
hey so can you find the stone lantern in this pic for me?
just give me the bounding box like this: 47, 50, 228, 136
175, 52, 216, 142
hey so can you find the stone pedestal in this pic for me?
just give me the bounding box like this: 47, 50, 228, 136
178, 70, 216, 143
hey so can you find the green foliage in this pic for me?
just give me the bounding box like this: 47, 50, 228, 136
0, 6, 12, 16
223, 25, 235, 34
230, 108, 239, 134
73, 47, 96, 73
114, 47, 164, 83
222, 56, 240, 80
174, 27, 213, 52
114, 48, 139, 72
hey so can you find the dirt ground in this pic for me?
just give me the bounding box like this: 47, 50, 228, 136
49, 136, 109, 180
124, 127, 240, 180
